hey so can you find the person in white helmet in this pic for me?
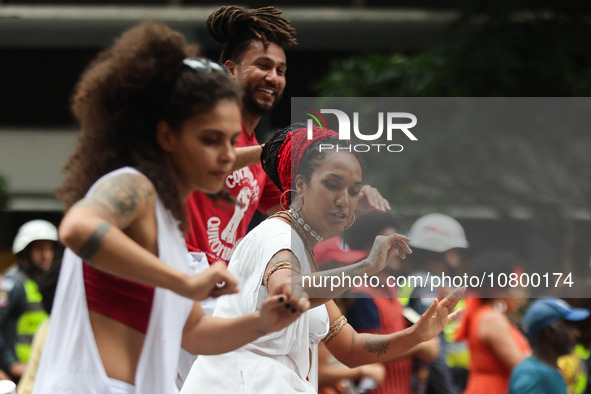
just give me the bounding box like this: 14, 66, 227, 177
0, 220, 59, 381
401, 213, 469, 394
406, 213, 469, 278
9, 220, 58, 281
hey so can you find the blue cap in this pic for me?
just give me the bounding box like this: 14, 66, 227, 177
523, 297, 590, 337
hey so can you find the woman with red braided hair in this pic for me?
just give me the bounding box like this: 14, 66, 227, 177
181, 126, 465, 393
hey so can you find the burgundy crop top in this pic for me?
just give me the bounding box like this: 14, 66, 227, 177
83, 262, 155, 334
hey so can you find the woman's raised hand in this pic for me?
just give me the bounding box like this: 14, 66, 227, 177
411, 287, 465, 342
366, 233, 412, 273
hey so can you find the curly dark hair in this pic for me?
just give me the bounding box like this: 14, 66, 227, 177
206, 5, 297, 64
56, 21, 242, 228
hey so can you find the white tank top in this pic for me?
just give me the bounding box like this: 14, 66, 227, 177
33, 167, 194, 394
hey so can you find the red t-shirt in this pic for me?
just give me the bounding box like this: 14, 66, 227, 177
184, 126, 282, 265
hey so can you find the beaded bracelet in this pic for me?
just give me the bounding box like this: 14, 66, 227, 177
263, 261, 302, 288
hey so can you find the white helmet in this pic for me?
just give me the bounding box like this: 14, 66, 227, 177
12, 219, 58, 255
407, 213, 468, 253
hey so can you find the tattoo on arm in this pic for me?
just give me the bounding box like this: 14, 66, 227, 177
76, 222, 112, 263
363, 336, 389, 357
349, 244, 385, 276
325, 246, 383, 280
337, 257, 371, 278
74, 174, 155, 228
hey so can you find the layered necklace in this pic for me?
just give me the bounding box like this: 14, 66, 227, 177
268, 209, 321, 271
290, 209, 323, 243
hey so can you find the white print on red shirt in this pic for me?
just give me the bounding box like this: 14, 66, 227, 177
206, 167, 261, 262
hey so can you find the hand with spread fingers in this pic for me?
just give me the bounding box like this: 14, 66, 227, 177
366, 232, 413, 273
411, 287, 466, 342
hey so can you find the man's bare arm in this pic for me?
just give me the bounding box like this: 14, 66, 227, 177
232, 145, 263, 171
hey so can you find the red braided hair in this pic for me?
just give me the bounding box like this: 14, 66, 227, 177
277, 126, 338, 209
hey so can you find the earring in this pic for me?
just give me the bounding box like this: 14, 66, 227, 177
344, 213, 356, 230
279, 189, 297, 211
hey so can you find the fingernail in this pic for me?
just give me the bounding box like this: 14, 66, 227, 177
278, 296, 285, 303
285, 303, 292, 309
300, 308, 305, 313
291, 307, 297, 313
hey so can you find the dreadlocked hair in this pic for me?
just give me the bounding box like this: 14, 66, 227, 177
57, 21, 241, 230
206, 5, 297, 63
261, 126, 291, 192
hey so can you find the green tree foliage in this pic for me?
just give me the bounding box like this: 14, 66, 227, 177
313, 53, 450, 97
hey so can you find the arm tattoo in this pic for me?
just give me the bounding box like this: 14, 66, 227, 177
76, 221, 112, 263
349, 263, 369, 277
363, 336, 389, 357
74, 174, 154, 228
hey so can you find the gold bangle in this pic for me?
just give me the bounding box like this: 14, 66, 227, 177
322, 315, 348, 344
263, 261, 301, 288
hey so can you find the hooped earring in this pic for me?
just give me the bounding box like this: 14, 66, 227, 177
344, 213, 356, 230
279, 189, 297, 211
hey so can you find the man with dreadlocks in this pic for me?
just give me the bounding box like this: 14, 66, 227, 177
183, 5, 294, 278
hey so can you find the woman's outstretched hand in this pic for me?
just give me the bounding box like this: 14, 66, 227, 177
366, 233, 412, 273
411, 287, 466, 342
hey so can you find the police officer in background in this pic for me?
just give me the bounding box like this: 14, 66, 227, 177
2, 220, 59, 378
0, 271, 27, 381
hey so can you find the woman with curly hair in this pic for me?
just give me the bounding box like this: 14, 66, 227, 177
181, 126, 464, 394
32, 22, 308, 394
